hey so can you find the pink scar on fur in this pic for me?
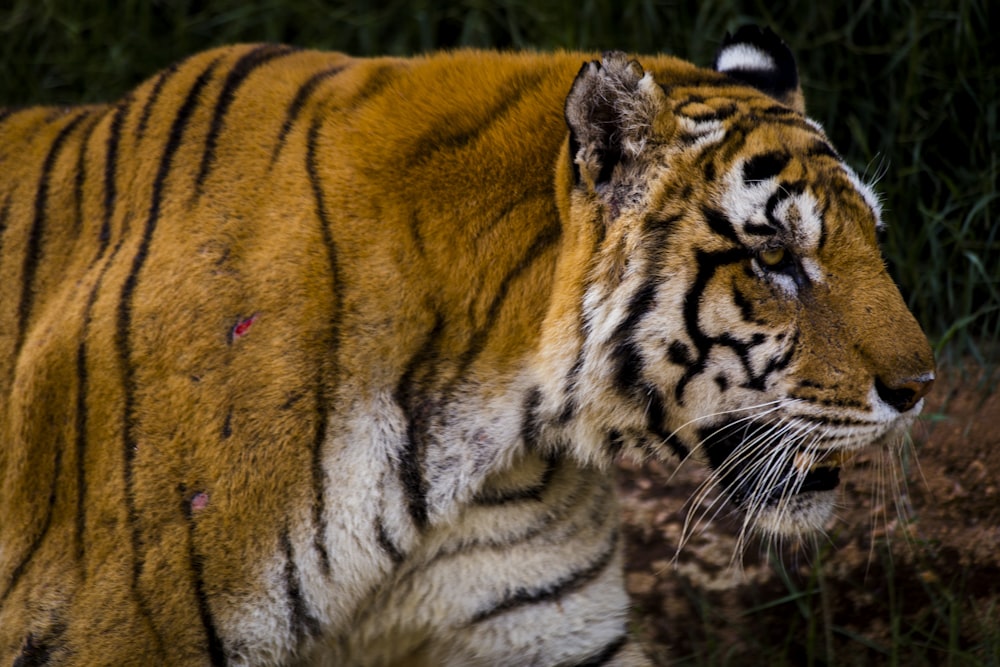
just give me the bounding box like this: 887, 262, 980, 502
230, 312, 259, 342
190, 492, 210, 512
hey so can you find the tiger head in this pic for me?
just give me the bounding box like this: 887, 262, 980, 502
540, 27, 935, 541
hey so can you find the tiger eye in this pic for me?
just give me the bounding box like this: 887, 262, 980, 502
759, 247, 787, 268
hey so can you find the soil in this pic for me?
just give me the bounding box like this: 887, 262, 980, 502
618, 368, 1000, 665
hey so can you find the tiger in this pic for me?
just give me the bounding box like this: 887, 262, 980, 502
0, 25, 934, 666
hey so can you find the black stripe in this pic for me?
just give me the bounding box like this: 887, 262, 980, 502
101, 97, 131, 254
731, 281, 758, 324
13, 634, 51, 667
716, 330, 766, 392
305, 113, 340, 574
642, 213, 688, 244
0, 193, 12, 266
408, 210, 426, 257
761, 103, 799, 117
609, 280, 658, 395
674, 247, 749, 405
418, 492, 601, 593
794, 413, 875, 427
195, 44, 296, 195
135, 63, 181, 141
470, 189, 545, 246
117, 56, 221, 638
14, 111, 90, 357
520, 386, 543, 450
702, 205, 739, 243
743, 220, 777, 236
657, 73, 740, 91
74, 105, 129, 560
343, 63, 397, 110
642, 383, 688, 459
743, 150, 790, 184
74, 317, 91, 567
716, 125, 749, 166
394, 313, 445, 530
557, 350, 585, 425
703, 159, 716, 183
470, 530, 619, 624
807, 140, 840, 161
458, 221, 561, 374
573, 634, 628, 666
270, 64, 348, 166
678, 101, 737, 124
11, 624, 68, 667
375, 517, 405, 565
722, 113, 816, 138
405, 71, 545, 168
0, 448, 62, 605
281, 62, 397, 192
474, 454, 559, 506
184, 491, 228, 666
72, 114, 101, 235
280, 527, 322, 640
75, 230, 127, 569
611, 338, 644, 395
309, 384, 332, 576
468, 391, 565, 503
817, 212, 829, 252
605, 429, 625, 459
759, 327, 798, 380
763, 179, 806, 233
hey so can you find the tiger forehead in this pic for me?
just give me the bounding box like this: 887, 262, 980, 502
671, 133, 884, 255
668, 89, 804, 124
709, 120, 881, 233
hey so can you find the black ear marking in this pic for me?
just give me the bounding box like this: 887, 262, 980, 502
714, 25, 803, 113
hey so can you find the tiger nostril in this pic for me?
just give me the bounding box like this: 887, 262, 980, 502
875, 372, 935, 412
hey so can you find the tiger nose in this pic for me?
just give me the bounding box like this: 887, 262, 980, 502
875, 372, 935, 413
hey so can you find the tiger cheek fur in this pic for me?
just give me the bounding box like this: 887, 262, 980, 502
1, 26, 932, 667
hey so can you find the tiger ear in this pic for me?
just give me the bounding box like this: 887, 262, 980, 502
564, 52, 667, 193
713, 25, 805, 114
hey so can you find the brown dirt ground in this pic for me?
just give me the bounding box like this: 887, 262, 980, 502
618, 368, 1000, 665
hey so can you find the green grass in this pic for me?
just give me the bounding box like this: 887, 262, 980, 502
3, 0, 994, 368
664, 539, 1000, 666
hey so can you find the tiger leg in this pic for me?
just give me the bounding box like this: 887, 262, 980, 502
320, 457, 653, 666
418, 543, 652, 666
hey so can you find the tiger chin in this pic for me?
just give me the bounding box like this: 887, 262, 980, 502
1, 25, 933, 667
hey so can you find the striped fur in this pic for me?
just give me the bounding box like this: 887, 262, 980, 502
1, 27, 932, 666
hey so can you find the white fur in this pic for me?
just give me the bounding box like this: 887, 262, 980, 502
716, 43, 777, 74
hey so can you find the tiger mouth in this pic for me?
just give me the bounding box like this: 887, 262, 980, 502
701, 422, 858, 505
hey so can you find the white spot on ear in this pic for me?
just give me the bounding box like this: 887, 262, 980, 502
716, 44, 777, 75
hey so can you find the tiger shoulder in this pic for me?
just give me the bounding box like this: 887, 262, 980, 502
0, 26, 933, 666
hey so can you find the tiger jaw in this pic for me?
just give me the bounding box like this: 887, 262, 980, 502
697, 420, 876, 536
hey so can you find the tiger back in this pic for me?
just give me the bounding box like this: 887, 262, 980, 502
0, 27, 933, 666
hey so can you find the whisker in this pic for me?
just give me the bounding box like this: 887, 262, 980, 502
663, 399, 790, 483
